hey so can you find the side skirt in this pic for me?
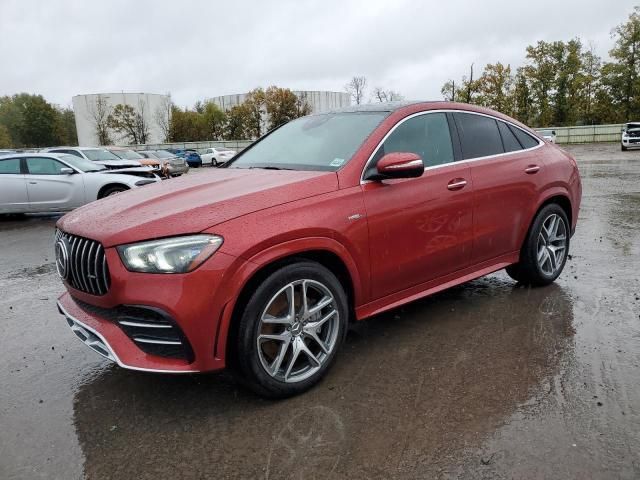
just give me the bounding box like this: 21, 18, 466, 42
355, 251, 519, 320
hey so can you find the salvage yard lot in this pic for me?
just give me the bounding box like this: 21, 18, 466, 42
1, 143, 639, 479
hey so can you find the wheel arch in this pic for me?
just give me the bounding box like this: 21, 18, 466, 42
97, 183, 130, 199
517, 191, 572, 256
218, 241, 362, 367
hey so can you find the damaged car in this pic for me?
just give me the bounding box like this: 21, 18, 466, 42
0, 153, 159, 214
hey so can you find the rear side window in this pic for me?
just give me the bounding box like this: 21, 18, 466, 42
508, 125, 539, 149
374, 112, 454, 169
0, 158, 21, 174
454, 112, 504, 159
26, 157, 66, 175
497, 121, 522, 152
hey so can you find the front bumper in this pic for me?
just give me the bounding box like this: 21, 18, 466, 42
57, 247, 239, 373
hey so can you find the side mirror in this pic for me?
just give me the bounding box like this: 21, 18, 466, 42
370, 152, 424, 180
60, 167, 75, 175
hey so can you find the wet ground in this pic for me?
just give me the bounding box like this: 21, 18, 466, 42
1, 143, 639, 479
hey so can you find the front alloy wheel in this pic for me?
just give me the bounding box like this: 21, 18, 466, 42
257, 279, 340, 383
234, 261, 348, 398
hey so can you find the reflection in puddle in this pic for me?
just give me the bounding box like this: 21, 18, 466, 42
72, 278, 575, 479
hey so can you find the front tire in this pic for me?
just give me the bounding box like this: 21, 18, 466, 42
506, 204, 570, 286
622, 144, 628, 151
99, 185, 128, 198
234, 261, 348, 398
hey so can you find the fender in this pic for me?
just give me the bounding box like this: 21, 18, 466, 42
516, 186, 572, 248
212, 236, 365, 364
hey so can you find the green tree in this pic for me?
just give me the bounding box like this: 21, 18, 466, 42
54, 106, 78, 145
264, 86, 311, 130
601, 7, 640, 122
202, 101, 227, 140
224, 104, 251, 140
512, 67, 533, 124
475, 63, 514, 114
0, 124, 11, 148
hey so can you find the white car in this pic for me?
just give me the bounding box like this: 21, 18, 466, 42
200, 147, 237, 166
539, 129, 556, 143
0, 153, 160, 214
621, 122, 640, 150
41, 147, 145, 170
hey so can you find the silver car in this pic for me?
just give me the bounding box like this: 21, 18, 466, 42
0, 153, 160, 214
138, 150, 189, 176
41, 147, 145, 170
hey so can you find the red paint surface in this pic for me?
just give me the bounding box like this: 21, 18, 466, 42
57, 102, 582, 372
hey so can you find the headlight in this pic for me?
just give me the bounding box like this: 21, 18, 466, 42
117, 235, 223, 273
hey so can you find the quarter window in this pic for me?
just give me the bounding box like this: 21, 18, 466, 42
26, 157, 66, 175
497, 121, 522, 152
372, 112, 454, 172
454, 112, 504, 159
509, 125, 540, 149
0, 158, 21, 174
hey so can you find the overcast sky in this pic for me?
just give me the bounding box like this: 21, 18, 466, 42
1, 0, 636, 108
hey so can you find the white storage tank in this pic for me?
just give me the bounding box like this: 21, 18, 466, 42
210, 90, 351, 114
72, 93, 170, 146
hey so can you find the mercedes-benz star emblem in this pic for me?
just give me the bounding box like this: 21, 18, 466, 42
55, 237, 70, 280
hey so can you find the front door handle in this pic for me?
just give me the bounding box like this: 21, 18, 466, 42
29, 181, 38, 184
447, 178, 467, 191
525, 165, 540, 174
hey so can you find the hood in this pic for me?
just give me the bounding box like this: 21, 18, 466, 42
97, 159, 142, 168
95, 166, 154, 175
58, 168, 338, 247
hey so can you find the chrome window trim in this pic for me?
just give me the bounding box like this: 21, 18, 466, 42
360, 109, 544, 184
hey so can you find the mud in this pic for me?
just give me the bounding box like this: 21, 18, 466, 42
1, 143, 639, 479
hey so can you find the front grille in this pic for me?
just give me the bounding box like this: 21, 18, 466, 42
74, 300, 194, 361
55, 229, 110, 296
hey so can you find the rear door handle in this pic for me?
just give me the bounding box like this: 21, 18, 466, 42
447, 179, 467, 191
29, 181, 38, 184
525, 165, 540, 174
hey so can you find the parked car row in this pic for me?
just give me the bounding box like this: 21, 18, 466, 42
0, 152, 160, 214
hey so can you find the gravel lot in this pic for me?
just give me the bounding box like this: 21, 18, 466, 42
0, 143, 639, 479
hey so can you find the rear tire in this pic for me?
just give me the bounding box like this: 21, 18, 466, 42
506, 203, 570, 286
233, 261, 348, 398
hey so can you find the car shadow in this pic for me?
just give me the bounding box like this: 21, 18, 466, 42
71, 276, 575, 479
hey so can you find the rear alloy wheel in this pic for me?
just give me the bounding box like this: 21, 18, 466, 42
234, 261, 348, 398
506, 204, 569, 286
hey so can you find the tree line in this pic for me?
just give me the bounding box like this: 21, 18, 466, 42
440, 7, 640, 127
0, 94, 77, 148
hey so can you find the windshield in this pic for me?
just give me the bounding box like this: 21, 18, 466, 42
154, 150, 176, 159
60, 154, 105, 172
541, 130, 554, 135
82, 149, 122, 161
112, 149, 144, 160
625, 123, 640, 131
229, 112, 388, 171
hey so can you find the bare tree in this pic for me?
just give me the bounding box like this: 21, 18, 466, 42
87, 94, 112, 145
441, 80, 457, 101
345, 76, 367, 104
372, 87, 404, 102
154, 94, 172, 142
107, 98, 150, 145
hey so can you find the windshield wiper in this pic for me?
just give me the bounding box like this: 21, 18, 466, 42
248, 166, 294, 171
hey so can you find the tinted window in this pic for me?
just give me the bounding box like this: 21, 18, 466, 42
497, 121, 522, 152
82, 149, 121, 161
509, 125, 539, 149
454, 113, 504, 159
26, 157, 66, 175
374, 113, 454, 170
52, 149, 83, 158
0, 158, 21, 174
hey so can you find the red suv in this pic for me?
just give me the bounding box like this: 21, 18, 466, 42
55, 102, 581, 397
